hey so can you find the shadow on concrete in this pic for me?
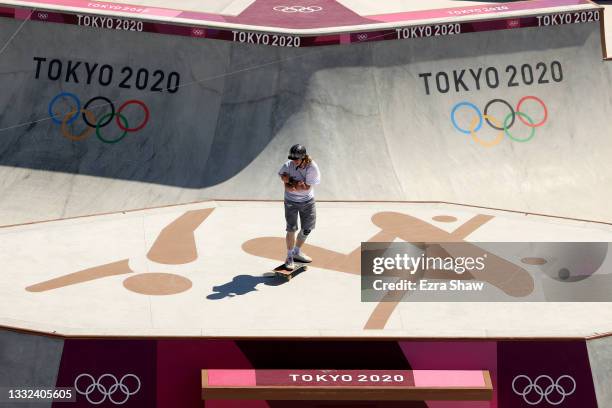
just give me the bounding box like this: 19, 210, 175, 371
207, 270, 306, 299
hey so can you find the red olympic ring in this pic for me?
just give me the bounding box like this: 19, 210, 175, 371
116, 100, 150, 132
516, 96, 548, 128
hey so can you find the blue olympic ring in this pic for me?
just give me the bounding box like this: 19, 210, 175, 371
451, 101, 482, 135
48, 92, 81, 125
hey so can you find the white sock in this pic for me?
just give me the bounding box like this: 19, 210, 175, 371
292, 246, 299, 255
287, 250, 294, 259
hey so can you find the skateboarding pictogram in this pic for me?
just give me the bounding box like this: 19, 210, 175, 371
25, 207, 607, 330
243, 211, 535, 329
26, 208, 214, 295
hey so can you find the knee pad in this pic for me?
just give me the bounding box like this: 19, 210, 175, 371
298, 229, 312, 240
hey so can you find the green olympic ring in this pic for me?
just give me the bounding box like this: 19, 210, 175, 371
504, 111, 536, 143
96, 113, 129, 144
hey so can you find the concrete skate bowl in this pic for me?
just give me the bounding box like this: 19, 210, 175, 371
1, 17, 612, 223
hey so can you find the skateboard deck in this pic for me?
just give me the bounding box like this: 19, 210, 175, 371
273, 263, 308, 280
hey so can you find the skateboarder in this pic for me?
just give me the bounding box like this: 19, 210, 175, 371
279, 144, 321, 270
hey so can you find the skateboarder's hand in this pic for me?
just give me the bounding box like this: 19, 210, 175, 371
280, 173, 290, 183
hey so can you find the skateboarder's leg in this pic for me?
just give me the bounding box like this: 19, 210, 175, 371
294, 199, 316, 262
284, 200, 299, 267
286, 231, 296, 251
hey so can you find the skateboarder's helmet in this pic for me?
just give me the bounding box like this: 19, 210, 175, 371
288, 144, 307, 160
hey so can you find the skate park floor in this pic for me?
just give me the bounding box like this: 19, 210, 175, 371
1, 200, 612, 339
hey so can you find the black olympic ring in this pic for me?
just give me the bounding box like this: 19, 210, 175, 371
82, 96, 115, 128
512, 374, 576, 406
484, 99, 515, 131
74, 373, 141, 405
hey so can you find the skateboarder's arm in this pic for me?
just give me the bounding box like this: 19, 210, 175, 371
295, 181, 310, 191
304, 164, 321, 187
278, 163, 290, 184
280, 173, 299, 191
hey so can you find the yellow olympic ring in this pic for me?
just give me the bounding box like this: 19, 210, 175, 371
60, 109, 97, 142
470, 114, 503, 148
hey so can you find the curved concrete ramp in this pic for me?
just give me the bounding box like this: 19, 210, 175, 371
0, 15, 611, 223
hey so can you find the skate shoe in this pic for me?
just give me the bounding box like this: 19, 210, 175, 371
293, 249, 312, 263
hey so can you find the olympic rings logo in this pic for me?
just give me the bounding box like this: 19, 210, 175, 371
48, 92, 150, 144
74, 373, 141, 405
273, 5, 323, 13
512, 375, 576, 405
450, 96, 548, 147
37, 12, 48, 19
192, 28, 204, 36
357, 33, 369, 41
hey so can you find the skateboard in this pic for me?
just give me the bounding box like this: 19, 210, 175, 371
273, 262, 308, 280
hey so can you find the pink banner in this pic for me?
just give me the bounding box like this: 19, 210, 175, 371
207, 369, 488, 388
13, 0, 183, 18
368, 0, 591, 23
4, 0, 594, 26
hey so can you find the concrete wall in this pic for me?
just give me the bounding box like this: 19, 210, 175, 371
0, 18, 611, 224
587, 336, 612, 407
0, 329, 63, 408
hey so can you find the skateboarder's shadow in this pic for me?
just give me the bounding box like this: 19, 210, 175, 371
207, 274, 288, 299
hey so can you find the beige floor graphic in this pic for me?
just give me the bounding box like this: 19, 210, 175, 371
26, 259, 133, 292
147, 208, 214, 264
123, 272, 193, 295
243, 212, 535, 330
9, 201, 612, 337
25, 208, 539, 329
521, 257, 548, 266
26, 208, 214, 296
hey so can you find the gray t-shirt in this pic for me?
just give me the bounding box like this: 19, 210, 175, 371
278, 160, 321, 202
